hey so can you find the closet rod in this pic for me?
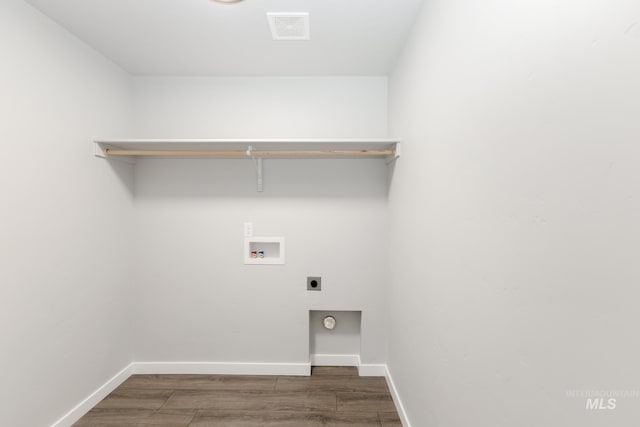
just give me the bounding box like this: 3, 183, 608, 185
103, 149, 395, 157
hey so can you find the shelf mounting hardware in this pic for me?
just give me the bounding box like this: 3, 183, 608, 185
386, 142, 401, 165
246, 145, 264, 192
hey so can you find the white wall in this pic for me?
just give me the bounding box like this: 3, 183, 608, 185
0, 1, 134, 426
388, 1, 640, 426
132, 76, 388, 138
131, 77, 390, 365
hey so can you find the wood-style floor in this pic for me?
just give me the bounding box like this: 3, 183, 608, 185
73, 366, 402, 426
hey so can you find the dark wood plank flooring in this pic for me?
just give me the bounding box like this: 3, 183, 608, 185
74, 366, 402, 426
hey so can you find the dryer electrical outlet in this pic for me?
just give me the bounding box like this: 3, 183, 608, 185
307, 277, 321, 291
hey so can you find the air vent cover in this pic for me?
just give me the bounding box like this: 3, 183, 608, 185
267, 12, 310, 40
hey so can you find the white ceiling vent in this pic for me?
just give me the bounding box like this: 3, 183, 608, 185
267, 12, 310, 40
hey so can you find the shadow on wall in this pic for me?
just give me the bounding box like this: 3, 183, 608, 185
102, 156, 135, 197
130, 158, 391, 199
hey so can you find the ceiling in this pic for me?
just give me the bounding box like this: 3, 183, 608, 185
24, 0, 425, 76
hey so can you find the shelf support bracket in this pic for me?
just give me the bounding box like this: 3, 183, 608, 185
385, 142, 401, 165
246, 146, 264, 192
94, 142, 107, 159
93, 141, 136, 164
256, 157, 263, 192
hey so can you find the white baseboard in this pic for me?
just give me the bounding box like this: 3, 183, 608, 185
384, 365, 412, 427
358, 362, 387, 377
51, 363, 134, 427
132, 361, 311, 376
310, 353, 360, 367
310, 354, 387, 377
